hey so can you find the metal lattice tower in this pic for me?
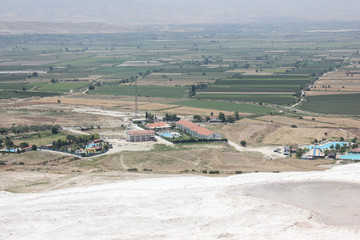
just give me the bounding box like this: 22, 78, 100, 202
134, 78, 138, 119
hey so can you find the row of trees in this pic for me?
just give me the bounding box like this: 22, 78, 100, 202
193, 111, 240, 123
163, 113, 180, 122
0, 137, 37, 151
0, 125, 61, 135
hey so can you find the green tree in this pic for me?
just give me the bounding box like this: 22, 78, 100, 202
234, 111, 240, 120
51, 126, 59, 134
88, 85, 95, 90
32, 145, 37, 150
335, 144, 341, 151
4, 137, 14, 148
339, 137, 344, 141
218, 112, 226, 122
240, 141, 247, 147
0, 128, 7, 135
19, 142, 29, 148
226, 116, 235, 123
193, 115, 202, 122
296, 148, 304, 158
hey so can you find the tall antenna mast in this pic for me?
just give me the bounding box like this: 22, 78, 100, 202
135, 77, 138, 119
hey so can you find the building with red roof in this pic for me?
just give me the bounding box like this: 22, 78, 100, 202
176, 120, 221, 139
126, 130, 155, 142
348, 147, 360, 154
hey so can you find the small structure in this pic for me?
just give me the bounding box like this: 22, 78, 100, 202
176, 120, 221, 139
348, 147, 360, 154
208, 117, 222, 123
127, 130, 155, 142
41, 144, 53, 150
302, 147, 326, 160
23, 146, 33, 152
327, 152, 337, 159
146, 122, 171, 130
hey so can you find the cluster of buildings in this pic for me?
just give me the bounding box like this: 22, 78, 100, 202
41, 139, 106, 155
126, 119, 222, 142
300, 143, 360, 161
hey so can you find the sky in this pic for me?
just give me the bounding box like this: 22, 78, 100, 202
0, 0, 359, 25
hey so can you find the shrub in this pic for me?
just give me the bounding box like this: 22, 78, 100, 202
143, 168, 152, 172
209, 170, 220, 174
202, 170, 207, 174
19, 142, 29, 148
291, 125, 297, 128
240, 141, 247, 147
235, 171, 242, 174
127, 168, 138, 172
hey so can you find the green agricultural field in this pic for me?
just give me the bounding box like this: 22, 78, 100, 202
0, 83, 35, 90
299, 94, 360, 115
12, 132, 69, 146
197, 86, 299, 93
89, 85, 188, 99
172, 100, 275, 114
0, 91, 60, 99
0, 74, 28, 82
35, 82, 90, 92
194, 93, 296, 105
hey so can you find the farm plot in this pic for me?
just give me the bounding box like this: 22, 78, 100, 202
195, 75, 311, 105
172, 99, 275, 114
89, 85, 188, 99
307, 67, 360, 95
0, 91, 60, 100
35, 82, 90, 92
299, 94, 360, 115
0, 82, 35, 90
194, 94, 296, 105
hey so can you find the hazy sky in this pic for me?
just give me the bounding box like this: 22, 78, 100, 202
1, 0, 359, 24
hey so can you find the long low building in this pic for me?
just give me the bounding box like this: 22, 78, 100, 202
176, 120, 221, 139
126, 130, 155, 142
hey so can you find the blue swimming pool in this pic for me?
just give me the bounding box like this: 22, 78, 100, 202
339, 154, 360, 161
86, 143, 99, 148
303, 142, 350, 150
160, 132, 181, 138
3, 149, 17, 153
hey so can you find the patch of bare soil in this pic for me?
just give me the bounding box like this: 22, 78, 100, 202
226, 69, 274, 75
261, 126, 347, 145
206, 123, 279, 145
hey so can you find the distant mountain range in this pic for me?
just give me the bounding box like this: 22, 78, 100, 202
0, 0, 359, 34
